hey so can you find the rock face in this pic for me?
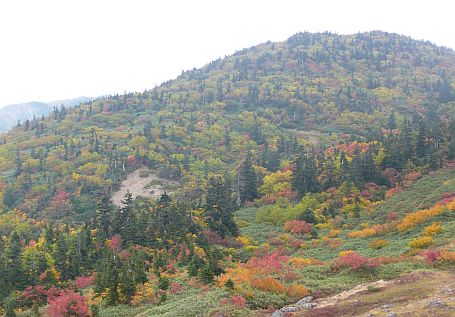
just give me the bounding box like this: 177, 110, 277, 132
271, 296, 315, 316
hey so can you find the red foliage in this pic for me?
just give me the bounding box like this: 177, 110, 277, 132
403, 171, 421, 187
283, 220, 313, 235
202, 229, 232, 246
281, 270, 299, 282
127, 155, 138, 167
75, 273, 97, 290
52, 189, 70, 207
230, 295, 246, 308
108, 234, 122, 252
166, 260, 176, 273
383, 168, 401, 186
290, 239, 305, 249
46, 290, 91, 317
119, 250, 132, 260
423, 249, 442, 264
332, 251, 378, 271
440, 192, 455, 204
170, 282, 184, 294
247, 250, 289, 272
387, 211, 399, 222
18, 285, 60, 308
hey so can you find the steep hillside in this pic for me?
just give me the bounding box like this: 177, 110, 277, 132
1, 31, 455, 317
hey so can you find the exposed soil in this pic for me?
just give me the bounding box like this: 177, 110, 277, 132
111, 168, 178, 206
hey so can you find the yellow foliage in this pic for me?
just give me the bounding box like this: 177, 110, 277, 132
289, 257, 324, 268
131, 282, 155, 306
409, 236, 434, 249
397, 203, 446, 232
423, 222, 442, 236
347, 227, 377, 238
368, 239, 389, 250
339, 250, 354, 257
286, 284, 309, 298
447, 199, 455, 211
328, 229, 341, 238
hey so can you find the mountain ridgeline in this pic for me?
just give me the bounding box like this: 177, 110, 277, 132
1, 31, 455, 316
0, 97, 92, 133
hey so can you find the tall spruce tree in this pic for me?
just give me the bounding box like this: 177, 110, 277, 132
205, 177, 238, 237
238, 152, 258, 203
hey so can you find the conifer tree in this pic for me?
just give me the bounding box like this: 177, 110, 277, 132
238, 152, 258, 203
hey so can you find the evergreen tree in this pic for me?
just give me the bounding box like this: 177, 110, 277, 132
415, 119, 428, 164
292, 150, 319, 197
96, 194, 113, 240
5, 232, 25, 291
238, 152, 258, 203
204, 177, 238, 237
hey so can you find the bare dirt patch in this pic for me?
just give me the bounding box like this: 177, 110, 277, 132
111, 168, 178, 206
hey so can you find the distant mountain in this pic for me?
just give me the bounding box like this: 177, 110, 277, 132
0, 96, 92, 132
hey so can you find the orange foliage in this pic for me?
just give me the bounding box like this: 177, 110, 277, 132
286, 284, 309, 298
423, 222, 442, 236
251, 277, 286, 293
440, 250, 455, 263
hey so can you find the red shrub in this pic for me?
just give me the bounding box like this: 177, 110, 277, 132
46, 290, 91, 317
332, 251, 378, 271
247, 250, 289, 272
108, 234, 122, 252
423, 249, 442, 264
170, 282, 184, 294
18, 285, 60, 308
284, 220, 313, 235
387, 211, 399, 221
230, 295, 246, 308
75, 273, 97, 290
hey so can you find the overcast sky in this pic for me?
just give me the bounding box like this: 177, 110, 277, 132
0, 0, 454, 107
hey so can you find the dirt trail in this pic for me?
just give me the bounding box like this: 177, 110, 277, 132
111, 168, 176, 206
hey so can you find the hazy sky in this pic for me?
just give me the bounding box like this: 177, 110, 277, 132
0, 0, 454, 107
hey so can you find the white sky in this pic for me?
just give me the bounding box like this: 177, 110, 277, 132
0, 0, 454, 107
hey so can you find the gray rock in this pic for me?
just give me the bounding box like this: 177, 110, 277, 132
281, 305, 300, 312
300, 302, 317, 308
271, 310, 285, 317
386, 313, 397, 317
380, 304, 394, 310
427, 299, 447, 308
296, 296, 314, 305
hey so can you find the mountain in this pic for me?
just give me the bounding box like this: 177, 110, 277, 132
0, 102, 51, 133
1, 31, 455, 316
0, 96, 92, 133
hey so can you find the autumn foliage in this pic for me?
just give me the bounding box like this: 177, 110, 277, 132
332, 251, 379, 271
284, 220, 313, 235
46, 290, 91, 317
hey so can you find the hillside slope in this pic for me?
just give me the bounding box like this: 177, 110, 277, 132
1, 31, 455, 317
